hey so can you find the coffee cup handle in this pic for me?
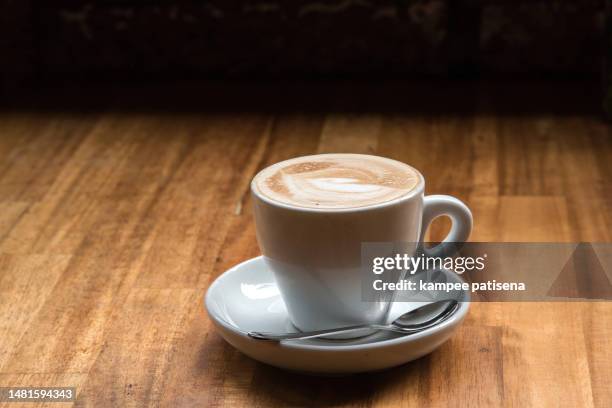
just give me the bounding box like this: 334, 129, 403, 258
419, 195, 473, 258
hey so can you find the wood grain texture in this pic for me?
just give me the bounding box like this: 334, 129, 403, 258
0, 84, 611, 407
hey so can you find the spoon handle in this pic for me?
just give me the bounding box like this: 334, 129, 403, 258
248, 324, 373, 341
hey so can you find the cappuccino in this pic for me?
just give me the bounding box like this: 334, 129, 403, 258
253, 154, 420, 209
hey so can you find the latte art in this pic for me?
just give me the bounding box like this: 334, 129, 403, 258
254, 154, 420, 209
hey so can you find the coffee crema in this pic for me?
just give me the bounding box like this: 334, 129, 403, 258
253, 154, 421, 209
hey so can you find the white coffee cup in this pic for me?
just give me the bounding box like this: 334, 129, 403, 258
251, 154, 472, 335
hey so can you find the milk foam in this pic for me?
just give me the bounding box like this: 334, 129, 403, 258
254, 154, 420, 209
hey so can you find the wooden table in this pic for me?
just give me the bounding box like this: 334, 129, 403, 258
0, 83, 611, 407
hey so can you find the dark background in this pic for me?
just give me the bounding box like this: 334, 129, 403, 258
1, 0, 610, 115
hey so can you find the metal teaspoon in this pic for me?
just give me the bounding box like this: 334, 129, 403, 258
247, 299, 459, 341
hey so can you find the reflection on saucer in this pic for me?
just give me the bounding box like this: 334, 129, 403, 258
240, 282, 280, 300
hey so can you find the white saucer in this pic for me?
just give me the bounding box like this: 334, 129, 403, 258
205, 256, 470, 374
